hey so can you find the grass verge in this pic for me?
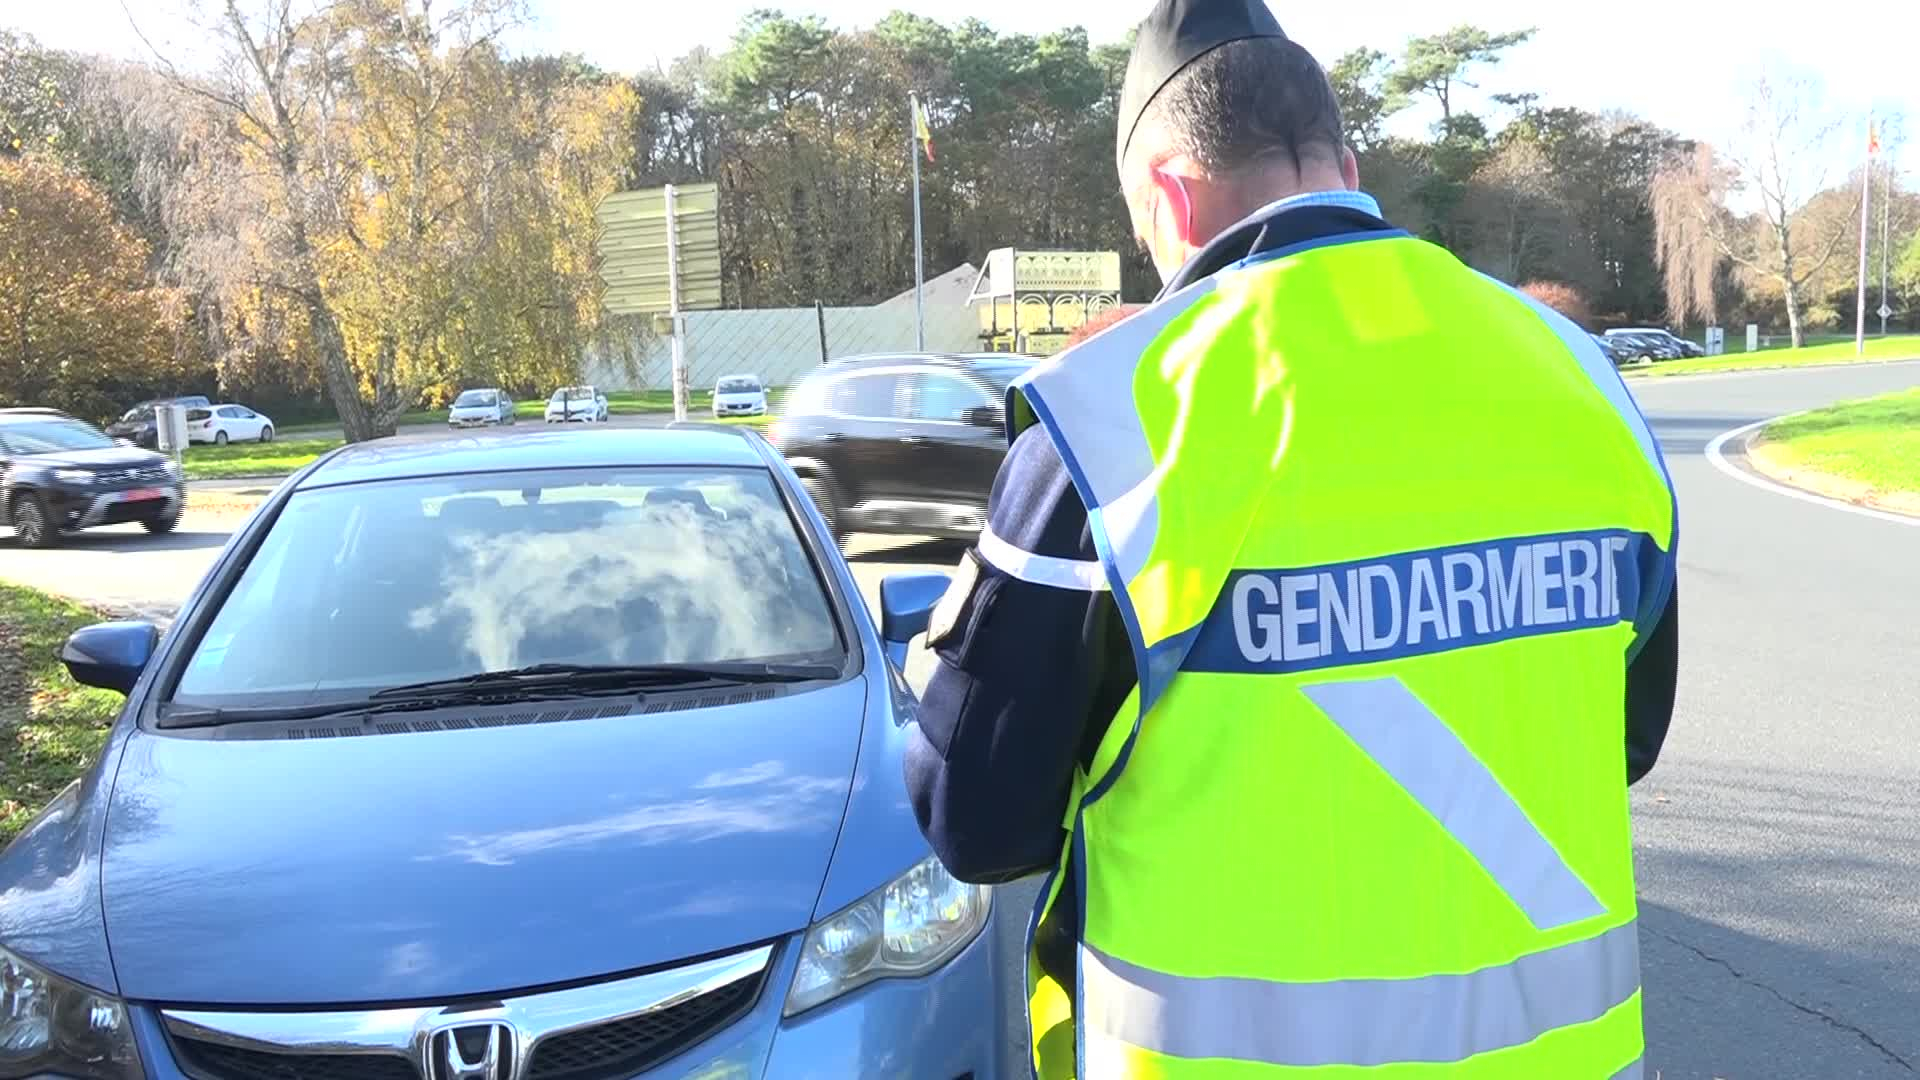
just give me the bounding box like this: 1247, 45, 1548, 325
0, 584, 121, 845
1623, 335, 1920, 378
1752, 388, 1920, 506
182, 437, 343, 481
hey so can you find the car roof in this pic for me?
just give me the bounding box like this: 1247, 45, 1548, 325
0, 407, 73, 420
816, 352, 1036, 374
1606, 328, 1670, 335
296, 427, 767, 489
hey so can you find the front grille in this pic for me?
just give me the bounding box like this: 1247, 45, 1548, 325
94, 463, 172, 486
526, 968, 765, 1080
172, 1038, 417, 1080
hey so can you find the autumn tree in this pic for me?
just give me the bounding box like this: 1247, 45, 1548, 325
130, 0, 633, 439
1519, 281, 1594, 328
1651, 70, 1856, 346
0, 155, 184, 419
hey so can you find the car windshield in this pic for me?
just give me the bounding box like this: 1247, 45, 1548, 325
3, 419, 116, 453
454, 390, 496, 407
551, 387, 594, 402
172, 466, 842, 709
120, 407, 151, 422
717, 378, 760, 394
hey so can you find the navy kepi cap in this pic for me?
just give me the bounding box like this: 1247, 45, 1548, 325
1117, 0, 1288, 175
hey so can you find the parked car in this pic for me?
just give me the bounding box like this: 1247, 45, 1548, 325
713, 373, 769, 417
1, 408, 184, 547
771, 353, 1035, 544
545, 385, 608, 423
0, 425, 1010, 1079
188, 403, 275, 445
1589, 333, 1639, 368
107, 397, 213, 449
447, 387, 517, 428
1604, 328, 1695, 362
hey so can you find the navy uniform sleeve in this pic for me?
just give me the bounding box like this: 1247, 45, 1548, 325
903, 426, 1124, 885
1625, 583, 1677, 785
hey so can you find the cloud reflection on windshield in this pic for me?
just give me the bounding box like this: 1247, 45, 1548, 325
407, 495, 835, 671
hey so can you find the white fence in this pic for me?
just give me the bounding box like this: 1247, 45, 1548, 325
585, 304, 984, 392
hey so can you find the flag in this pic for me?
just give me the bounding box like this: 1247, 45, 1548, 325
1868, 123, 1880, 156
914, 100, 935, 163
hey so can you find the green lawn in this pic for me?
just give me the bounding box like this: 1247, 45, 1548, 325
1623, 335, 1920, 378
0, 584, 122, 845
1755, 388, 1920, 496
181, 437, 344, 481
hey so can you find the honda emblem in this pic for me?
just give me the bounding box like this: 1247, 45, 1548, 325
431, 1023, 513, 1080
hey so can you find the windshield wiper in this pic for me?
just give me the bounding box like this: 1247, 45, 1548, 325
368, 661, 840, 701
155, 696, 457, 730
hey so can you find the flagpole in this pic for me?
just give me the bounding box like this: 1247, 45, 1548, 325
910, 92, 927, 352
1854, 108, 1872, 357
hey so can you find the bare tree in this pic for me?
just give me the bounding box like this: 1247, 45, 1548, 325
1650, 69, 1856, 346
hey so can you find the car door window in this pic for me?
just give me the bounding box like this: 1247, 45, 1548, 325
830, 373, 903, 419
907, 374, 990, 423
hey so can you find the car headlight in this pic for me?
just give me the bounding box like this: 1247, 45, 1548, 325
783, 854, 989, 1017
53, 469, 94, 485
159, 458, 182, 478
0, 943, 142, 1079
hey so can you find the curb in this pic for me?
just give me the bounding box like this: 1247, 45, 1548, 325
1622, 355, 1920, 382
1704, 417, 1920, 528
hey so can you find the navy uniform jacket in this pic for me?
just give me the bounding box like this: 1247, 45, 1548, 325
902, 194, 1680, 980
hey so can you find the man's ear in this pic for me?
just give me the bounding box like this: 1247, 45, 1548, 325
1150, 166, 1196, 246
1339, 146, 1360, 192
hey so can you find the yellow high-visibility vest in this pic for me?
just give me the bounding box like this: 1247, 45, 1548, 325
1009, 230, 1676, 1079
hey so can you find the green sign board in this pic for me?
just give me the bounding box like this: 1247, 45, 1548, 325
595, 183, 724, 315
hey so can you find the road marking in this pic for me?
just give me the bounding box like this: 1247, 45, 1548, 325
1627, 357, 1920, 388
1704, 416, 1920, 529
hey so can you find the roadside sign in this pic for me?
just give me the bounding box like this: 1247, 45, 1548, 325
595, 183, 723, 315
1745, 324, 1760, 353
1705, 326, 1725, 356
1879, 303, 1895, 320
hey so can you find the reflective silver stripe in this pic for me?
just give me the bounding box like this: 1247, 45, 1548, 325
975, 524, 1109, 592
1611, 1055, 1645, 1080
1302, 677, 1606, 930
1016, 279, 1218, 585
1082, 920, 1640, 1067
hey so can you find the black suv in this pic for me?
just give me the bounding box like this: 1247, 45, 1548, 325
1, 409, 185, 547
772, 354, 1034, 544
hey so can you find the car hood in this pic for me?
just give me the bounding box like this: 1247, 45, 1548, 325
715, 393, 764, 403
99, 679, 867, 1005
20, 445, 166, 469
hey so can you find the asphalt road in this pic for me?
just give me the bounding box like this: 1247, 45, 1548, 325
6, 361, 1920, 1076
1624, 360, 1920, 1079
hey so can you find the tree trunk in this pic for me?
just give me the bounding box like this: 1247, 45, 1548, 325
1777, 220, 1804, 348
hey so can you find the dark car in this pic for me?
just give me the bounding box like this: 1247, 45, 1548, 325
770, 353, 1035, 544
107, 396, 214, 449
1, 409, 185, 547
1603, 328, 1694, 363
1589, 333, 1639, 367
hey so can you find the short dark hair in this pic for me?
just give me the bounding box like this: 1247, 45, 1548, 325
1132, 37, 1345, 178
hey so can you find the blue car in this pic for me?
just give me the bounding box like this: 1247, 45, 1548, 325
0, 426, 1013, 1079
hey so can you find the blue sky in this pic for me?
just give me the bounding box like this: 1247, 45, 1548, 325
13, 0, 1915, 177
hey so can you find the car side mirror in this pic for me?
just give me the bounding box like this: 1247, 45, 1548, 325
964, 405, 1000, 429
879, 572, 951, 670
61, 621, 159, 695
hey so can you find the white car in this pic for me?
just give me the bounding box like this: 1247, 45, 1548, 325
712, 374, 768, 417
188, 403, 275, 445
545, 386, 608, 423
447, 388, 516, 428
